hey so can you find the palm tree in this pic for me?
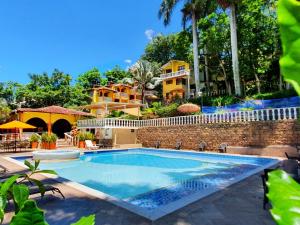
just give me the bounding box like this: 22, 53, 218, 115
159, 0, 211, 96
217, 0, 241, 96
128, 60, 161, 104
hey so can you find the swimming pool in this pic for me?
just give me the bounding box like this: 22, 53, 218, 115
12, 148, 278, 220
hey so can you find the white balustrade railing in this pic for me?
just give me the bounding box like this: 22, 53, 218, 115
77, 107, 300, 129
160, 70, 190, 79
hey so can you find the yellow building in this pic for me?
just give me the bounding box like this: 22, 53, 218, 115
160, 60, 191, 101
17, 106, 93, 137
85, 83, 143, 117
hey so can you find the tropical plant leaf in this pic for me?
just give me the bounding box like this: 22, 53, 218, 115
12, 184, 29, 213
267, 170, 300, 225
24, 160, 34, 172
71, 214, 95, 225
10, 200, 48, 225
0, 175, 20, 195
28, 179, 45, 196
278, 0, 300, 94
34, 160, 40, 171
34, 170, 57, 176
0, 194, 7, 223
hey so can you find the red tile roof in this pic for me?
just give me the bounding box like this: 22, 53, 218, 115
17, 106, 94, 117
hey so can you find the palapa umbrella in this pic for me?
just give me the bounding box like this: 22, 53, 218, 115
0, 120, 36, 152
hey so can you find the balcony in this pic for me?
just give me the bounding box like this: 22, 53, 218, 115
160, 70, 190, 80
129, 99, 142, 104
99, 97, 113, 103
130, 89, 141, 95
114, 93, 129, 99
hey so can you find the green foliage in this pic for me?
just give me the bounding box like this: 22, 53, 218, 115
103, 66, 132, 83
0, 160, 56, 224
0, 99, 11, 124
77, 68, 104, 89
77, 132, 94, 141
78, 132, 86, 141
129, 60, 161, 103
142, 32, 192, 65
106, 110, 124, 118
71, 215, 95, 225
156, 103, 179, 117
210, 96, 241, 107
278, 0, 300, 94
16, 70, 72, 108
250, 89, 297, 100
10, 200, 48, 225
238, 0, 280, 94
0, 160, 93, 225
84, 132, 95, 141
29, 134, 41, 143
12, 184, 30, 213
40, 133, 57, 143
267, 170, 300, 225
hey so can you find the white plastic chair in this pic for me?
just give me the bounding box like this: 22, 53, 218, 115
85, 140, 98, 150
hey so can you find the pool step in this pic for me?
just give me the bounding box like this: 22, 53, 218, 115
56, 139, 75, 148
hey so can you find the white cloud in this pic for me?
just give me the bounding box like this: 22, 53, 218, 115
145, 29, 155, 40
124, 59, 132, 64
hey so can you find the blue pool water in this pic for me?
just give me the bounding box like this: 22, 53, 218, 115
15, 148, 278, 217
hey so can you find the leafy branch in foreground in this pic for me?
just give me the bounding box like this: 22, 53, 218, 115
267, 170, 300, 225
278, 0, 300, 94
0, 160, 95, 225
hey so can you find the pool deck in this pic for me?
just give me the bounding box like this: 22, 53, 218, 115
0, 152, 276, 225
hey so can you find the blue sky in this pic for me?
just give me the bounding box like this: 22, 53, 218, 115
0, 0, 182, 83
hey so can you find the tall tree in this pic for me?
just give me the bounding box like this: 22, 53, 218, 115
103, 66, 132, 83
77, 68, 105, 89
159, 0, 211, 95
129, 60, 161, 104
142, 32, 192, 65
217, 0, 242, 96
16, 69, 73, 107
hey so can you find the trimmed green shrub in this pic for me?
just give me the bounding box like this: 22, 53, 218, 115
156, 103, 179, 117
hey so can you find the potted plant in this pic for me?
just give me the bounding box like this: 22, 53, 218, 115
85, 132, 95, 144
41, 133, 50, 149
49, 133, 57, 150
29, 133, 40, 149
78, 132, 86, 148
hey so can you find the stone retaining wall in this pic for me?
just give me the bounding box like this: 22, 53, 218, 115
136, 120, 300, 156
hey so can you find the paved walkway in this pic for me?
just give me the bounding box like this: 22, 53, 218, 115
0, 153, 275, 225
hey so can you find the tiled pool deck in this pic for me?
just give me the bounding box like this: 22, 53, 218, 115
0, 151, 277, 225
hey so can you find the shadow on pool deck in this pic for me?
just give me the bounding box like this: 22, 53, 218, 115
1, 156, 275, 225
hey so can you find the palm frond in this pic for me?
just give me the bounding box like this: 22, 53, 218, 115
159, 0, 181, 26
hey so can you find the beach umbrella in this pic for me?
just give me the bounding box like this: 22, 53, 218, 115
0, 120, 36, 152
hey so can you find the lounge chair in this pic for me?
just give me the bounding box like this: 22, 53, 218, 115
218, 143, 228, 153
154, 141, 161, 149
28, 184, 65, 199
199, 141, 207, 151
175, 141, 182, 150
85, 140, 98, 150
0, 165, 7, 173
285, 152, 300, 161
261, 168, 276, 209
0, 173, 65, 199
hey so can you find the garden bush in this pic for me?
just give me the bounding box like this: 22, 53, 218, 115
156, 103, 179, 117
250, 89, 297, 100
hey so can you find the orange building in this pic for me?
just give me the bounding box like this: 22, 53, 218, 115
17, 106, 93, 137
84, 83, 143, 117
160, 60, 191, 101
